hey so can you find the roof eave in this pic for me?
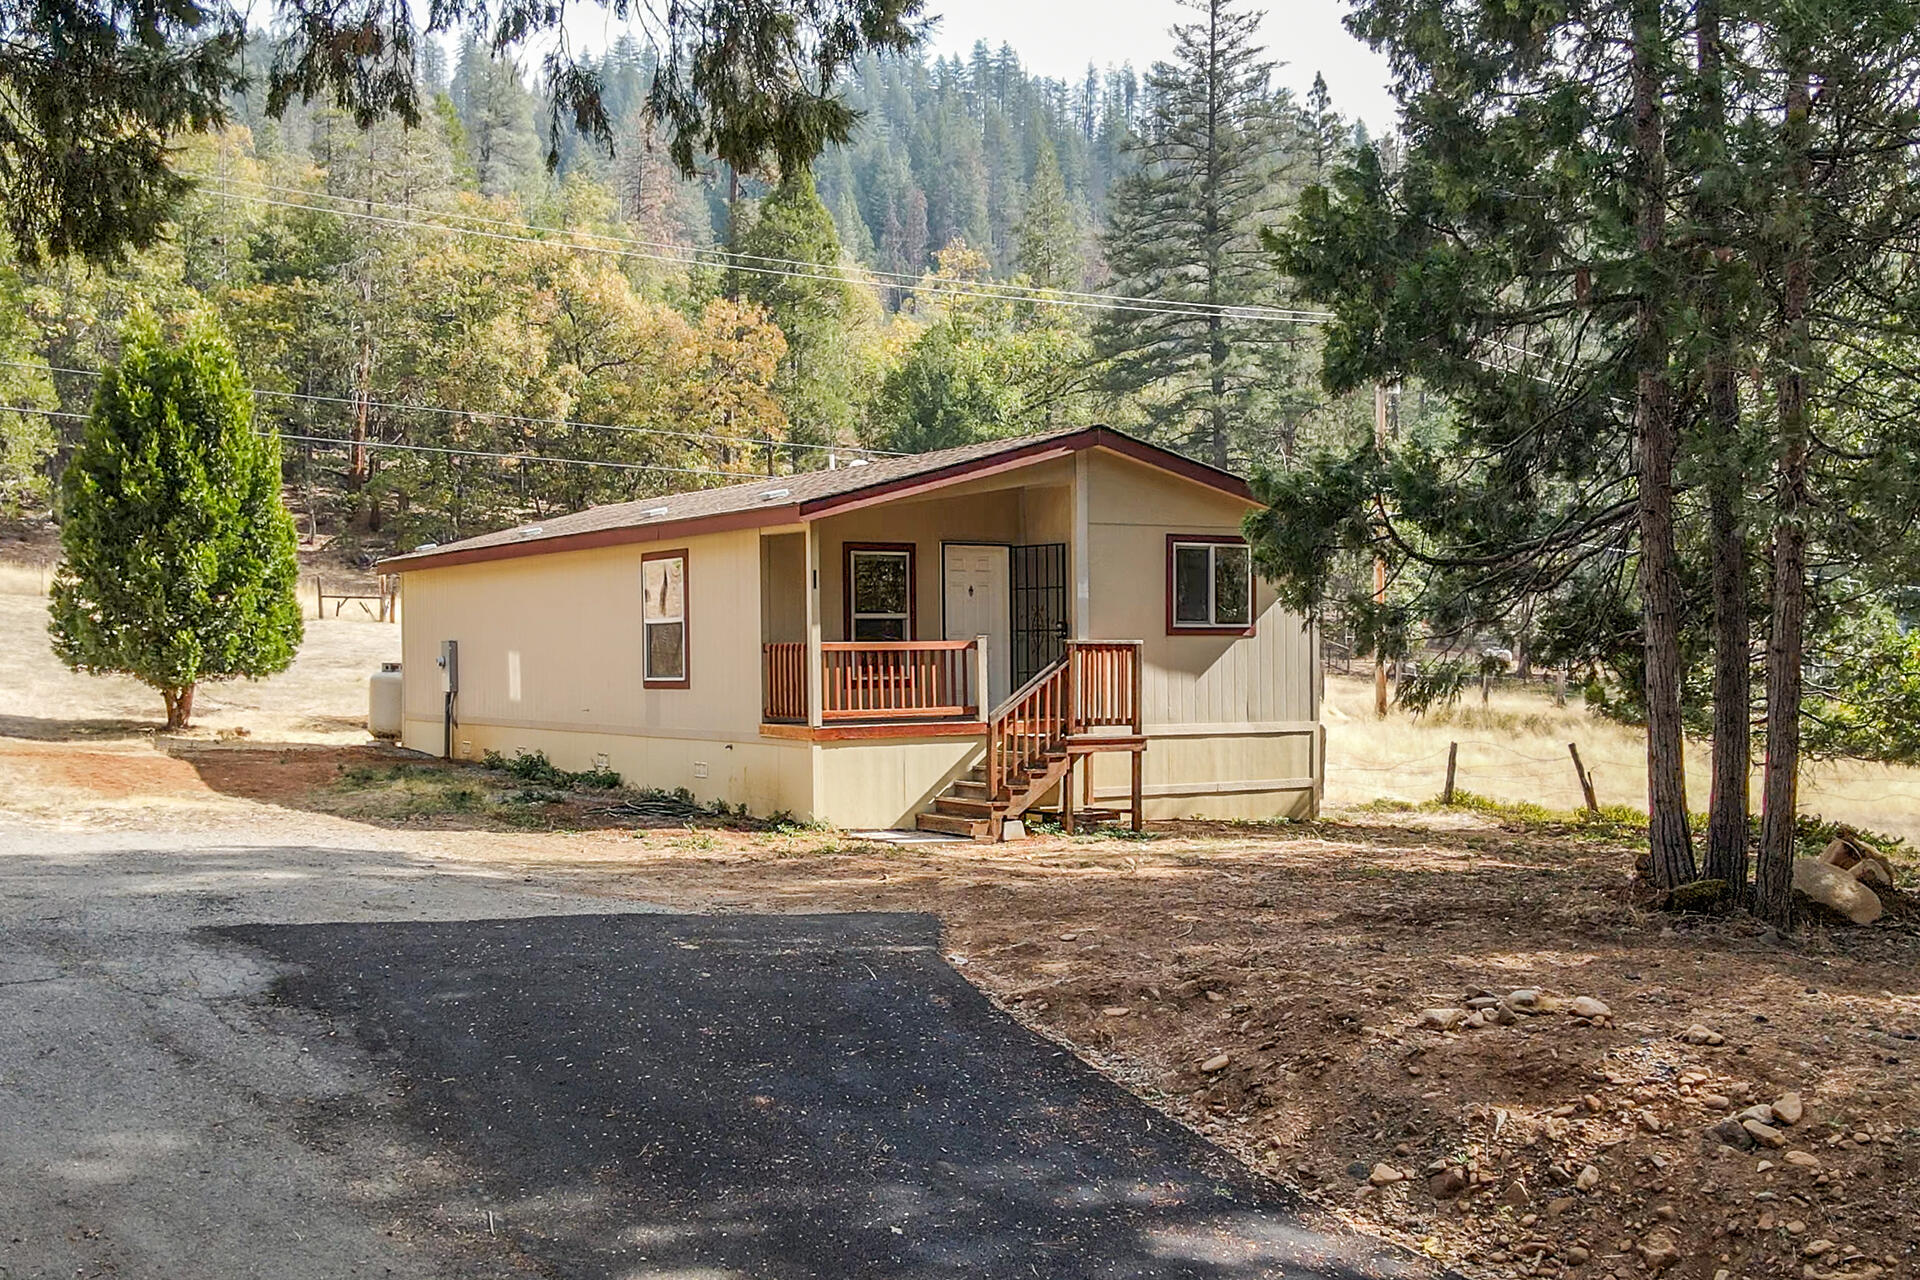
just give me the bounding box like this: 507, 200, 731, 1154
377, 425, 1257, 574
376, 503, 803, 573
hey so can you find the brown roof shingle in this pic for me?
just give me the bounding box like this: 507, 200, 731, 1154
379, 424, 1252, 573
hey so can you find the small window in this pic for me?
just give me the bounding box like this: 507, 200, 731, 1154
1167, 536, 1254, 634
846, 544, 914, 641
642, 549, 689, 686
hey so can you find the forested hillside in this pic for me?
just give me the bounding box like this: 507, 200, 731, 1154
0, 0, 1373, 558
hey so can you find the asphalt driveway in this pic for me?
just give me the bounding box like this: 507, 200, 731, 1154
225, 911, 1419, 1280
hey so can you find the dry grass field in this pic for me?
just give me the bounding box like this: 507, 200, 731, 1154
1324, 673, 1920, 847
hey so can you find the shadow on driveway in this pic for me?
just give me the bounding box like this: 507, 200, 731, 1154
219, 912, 1426, 1280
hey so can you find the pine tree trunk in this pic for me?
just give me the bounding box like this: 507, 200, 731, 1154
1630, 0, 1696, 890
1756, 61, 1814, 928
1698, 0, 1751, 902
1706, 440, 1750, 896
1208, 314, 1229, 468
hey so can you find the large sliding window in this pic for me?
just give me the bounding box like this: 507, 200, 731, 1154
642, 549, 689, 687
845, 543, 915, 641
1166, 535, 1254, 635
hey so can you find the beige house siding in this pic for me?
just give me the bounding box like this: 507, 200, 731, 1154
1081, 449, 1318, 820
813, 737, 983, 829
398, 528, 815, 817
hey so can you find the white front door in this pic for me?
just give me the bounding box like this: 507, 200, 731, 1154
943, 544, 1011, 710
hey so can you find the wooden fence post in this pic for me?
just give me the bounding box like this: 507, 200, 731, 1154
1568, 742, 1599, 813
1443, 741, 1458, 805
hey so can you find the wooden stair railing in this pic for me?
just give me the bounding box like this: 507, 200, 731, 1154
985, 656, 1071, 805
944, 640, 1145, 840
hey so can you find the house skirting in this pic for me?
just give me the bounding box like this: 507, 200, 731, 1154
399, 717, 1320, 829
399, 717, 815, 820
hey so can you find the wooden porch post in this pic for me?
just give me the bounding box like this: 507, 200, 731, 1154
1129, 751, 1143, 833
805, 524, 824, 730
1072, 452, 1092, 640
1062, 758, 1076, 835
1131, 641, 1144, 831
973, 634, 991, 719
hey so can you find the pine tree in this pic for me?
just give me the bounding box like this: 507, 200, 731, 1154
728, 167, 862, 444
1303, 73, 1342, 180
451, 43, 542, 199
1093, 0, 1289, 467
980, 105, 1023, 271
1017, 134, 1080, 289
49, 314, 302, 729
1261, 0, 1703, 886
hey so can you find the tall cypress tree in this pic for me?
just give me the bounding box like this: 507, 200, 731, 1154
49, 314, 302, 729
1093, 0, 1288, 467
1263, 0, 1703, 887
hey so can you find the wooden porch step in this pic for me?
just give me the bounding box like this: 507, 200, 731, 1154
949, 779, 990, 800
916, 811, 988, 838
934, 795, 995, 818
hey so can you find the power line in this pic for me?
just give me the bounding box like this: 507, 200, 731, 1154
0, 403, 765, 476
184, 172, 1339, 323
196, 185, 1336, 325
181, 179, 1600, 389
0, 403, 85, 420
276, 433, 753, 476
0, 359, 902, 457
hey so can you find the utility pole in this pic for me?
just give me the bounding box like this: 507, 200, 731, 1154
1373, 381, 1390, 717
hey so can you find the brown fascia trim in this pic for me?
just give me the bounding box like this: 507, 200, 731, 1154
376, 504, 801, 573
378, 426, 1257, 574
795, 426, 1255, 521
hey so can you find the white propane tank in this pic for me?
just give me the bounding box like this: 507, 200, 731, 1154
368, 662, 403, 739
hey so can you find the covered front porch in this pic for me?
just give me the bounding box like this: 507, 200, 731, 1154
753, 460, 1145, 835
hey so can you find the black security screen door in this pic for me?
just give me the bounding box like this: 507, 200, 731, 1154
1010, 543, 1068, 688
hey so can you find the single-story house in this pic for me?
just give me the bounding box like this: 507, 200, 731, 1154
378, 424, 1323, 837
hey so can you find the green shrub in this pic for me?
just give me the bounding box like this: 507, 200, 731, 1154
481, 749, 623, 790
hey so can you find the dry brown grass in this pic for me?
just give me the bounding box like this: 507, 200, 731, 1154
0, 590, 399, 746
1324, 673, 1920, 846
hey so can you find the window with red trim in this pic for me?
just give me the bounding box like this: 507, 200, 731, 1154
642, 549, 689, 686
845, 544, 915, 640
1167, 536, 1253, 633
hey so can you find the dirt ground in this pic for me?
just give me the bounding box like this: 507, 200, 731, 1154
2, 586, 1916, 1280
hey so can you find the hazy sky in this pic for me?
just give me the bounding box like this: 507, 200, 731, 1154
924, 0, 1397, 134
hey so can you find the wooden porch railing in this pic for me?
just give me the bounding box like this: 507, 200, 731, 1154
1066, 640, 1143, 734
762, 642, 808, 723
985, 640, 1142, 801
762, 639, 982, 723
823, 640, 977, 720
